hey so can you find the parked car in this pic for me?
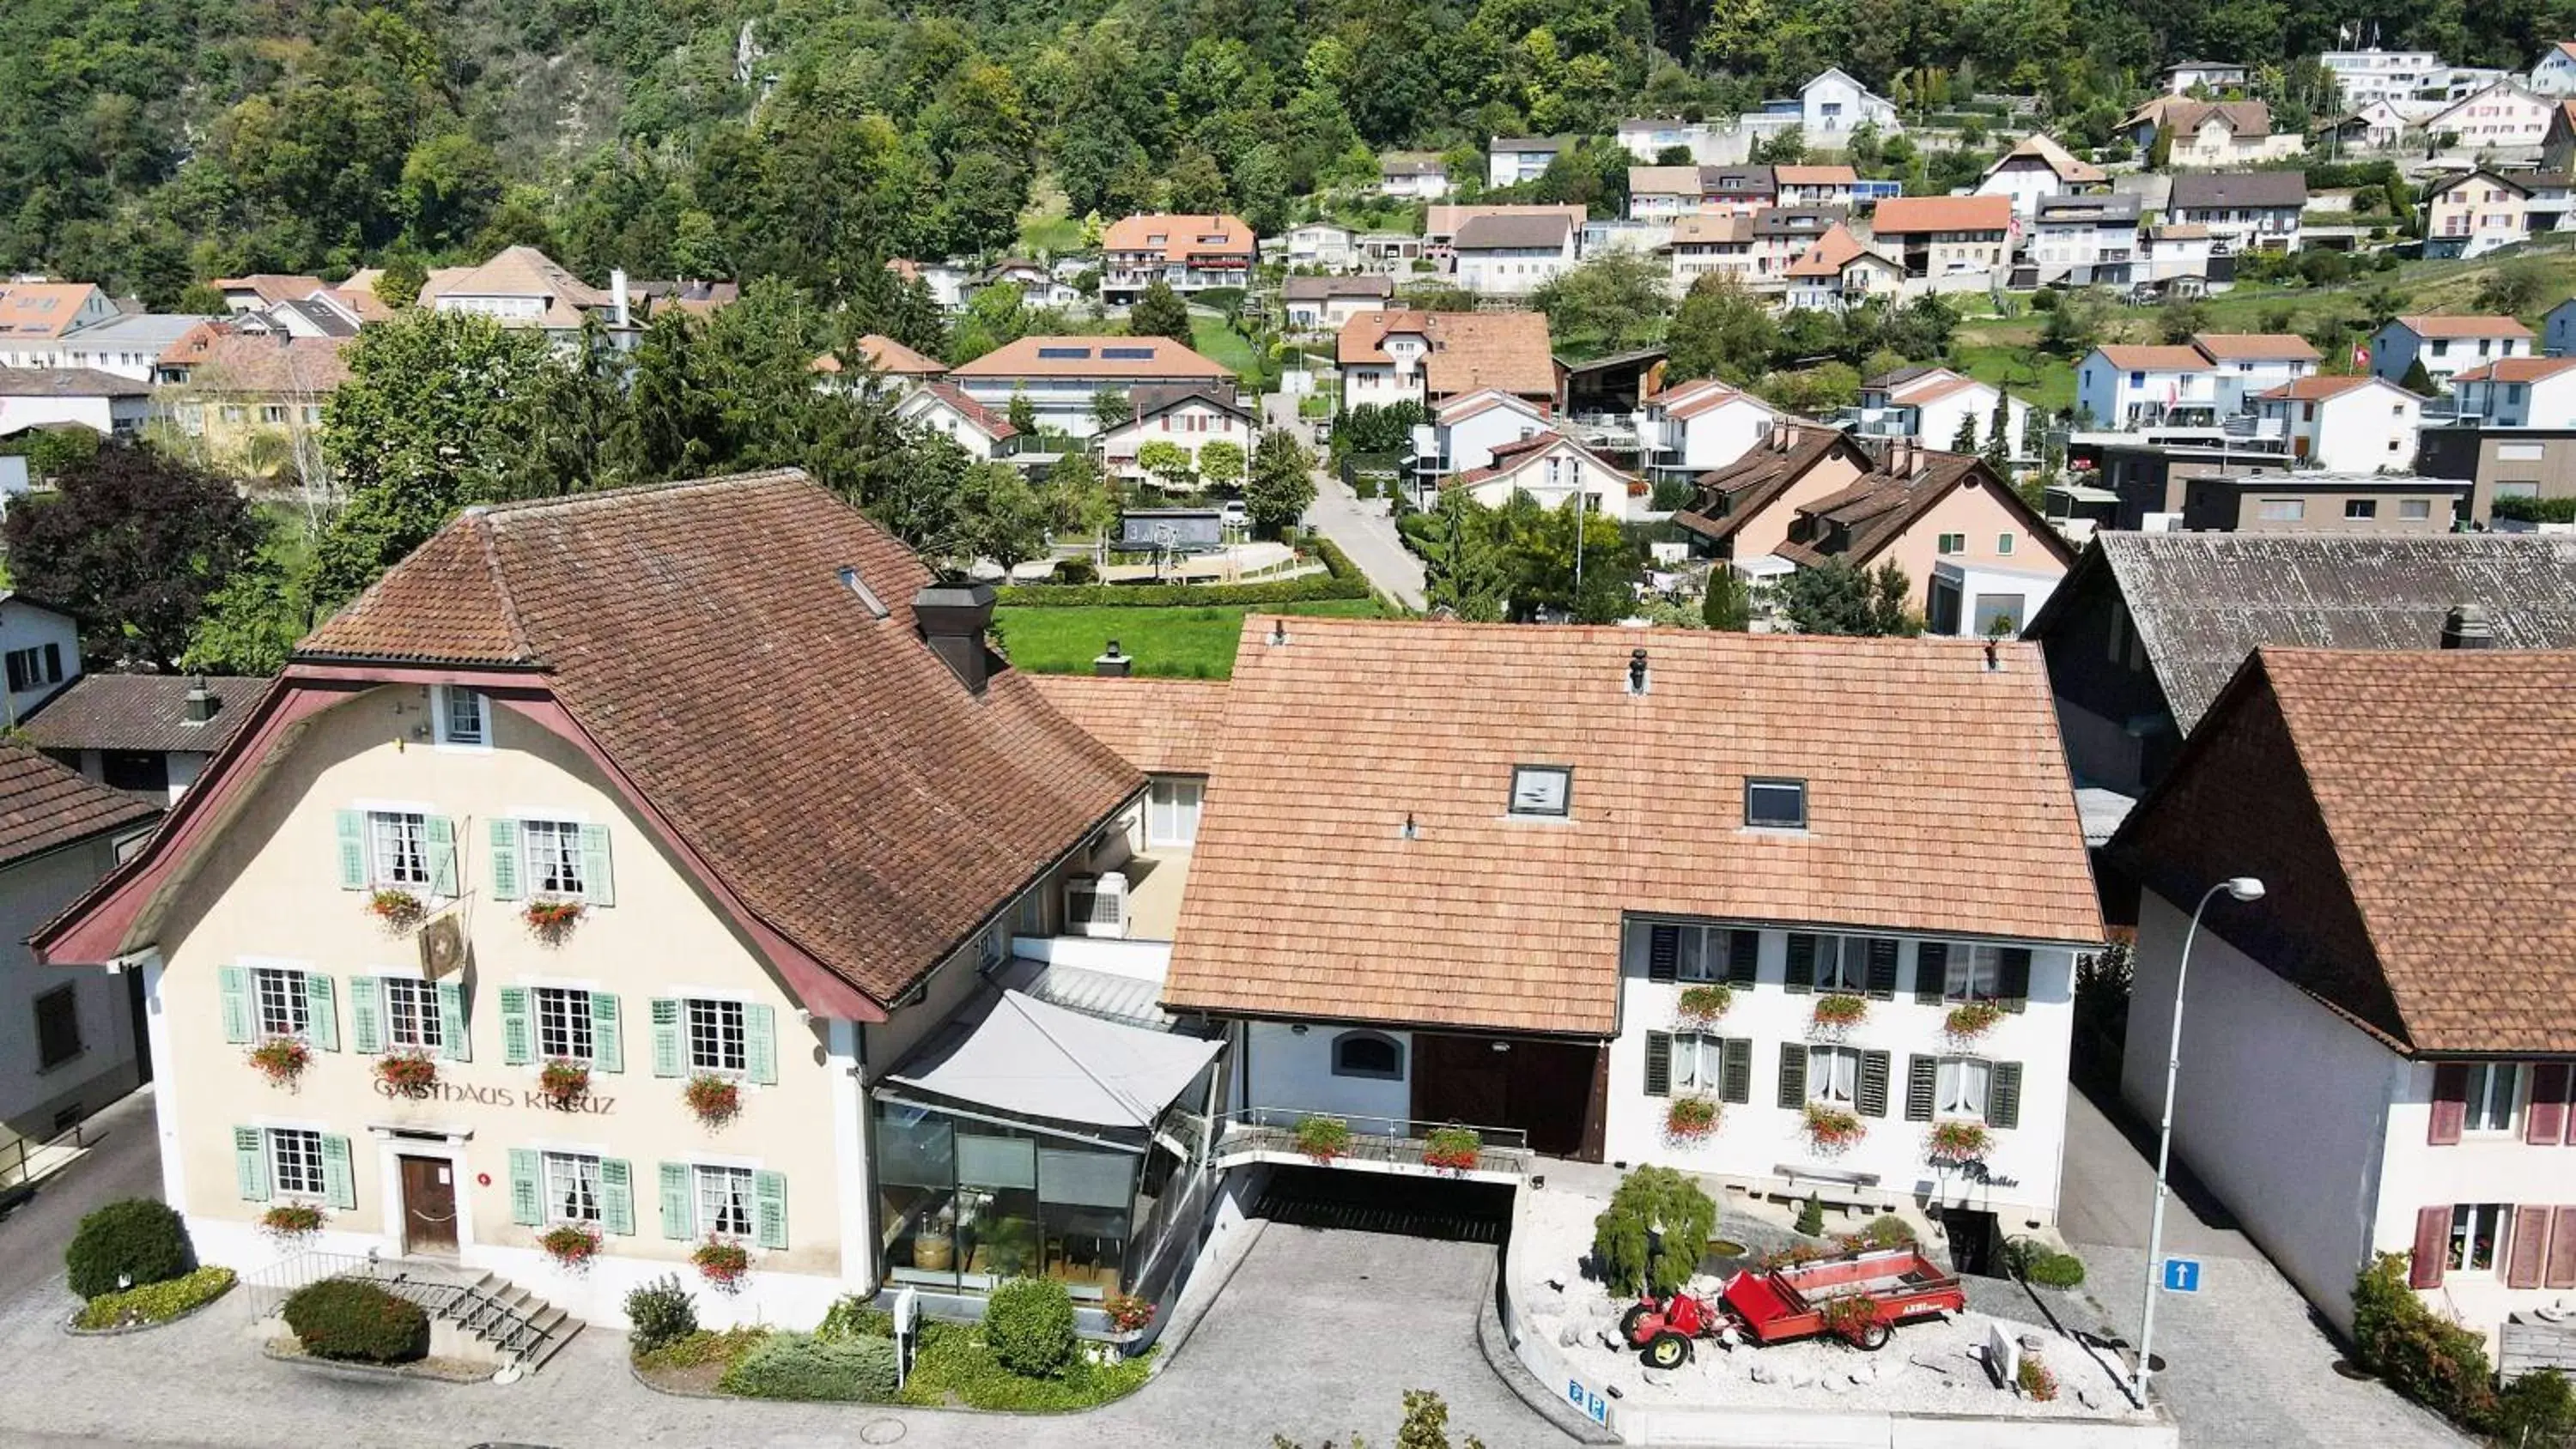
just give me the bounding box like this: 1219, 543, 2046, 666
1220, 500, 1249, 530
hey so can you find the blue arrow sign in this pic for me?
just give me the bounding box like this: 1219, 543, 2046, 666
2162, 1257, 2202, 1294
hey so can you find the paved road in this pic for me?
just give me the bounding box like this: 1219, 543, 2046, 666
0, 1086, 163, 1301
1263, 391, 1427, 611
2054, 1081, 2469, 1448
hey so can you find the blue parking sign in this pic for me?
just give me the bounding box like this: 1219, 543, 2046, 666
2162, 1257, 2202, 1294
1566, 1378, 1608, 1425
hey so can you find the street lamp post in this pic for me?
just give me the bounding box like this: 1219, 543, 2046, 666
2133, 875, 2266, 1402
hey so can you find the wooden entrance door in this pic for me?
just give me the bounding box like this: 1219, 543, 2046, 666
1410, 1034, 1601, 1160
399, 1155, 459, 1256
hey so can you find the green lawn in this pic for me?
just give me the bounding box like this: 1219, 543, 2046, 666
1188, 315, 1261, 378
1952, 343, 2077, 415
994, 598, 1387, 678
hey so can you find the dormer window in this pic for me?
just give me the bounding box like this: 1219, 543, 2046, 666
434, 685, 487, 748
1745, 778, 1807, 829
1509, 765, 1571, 817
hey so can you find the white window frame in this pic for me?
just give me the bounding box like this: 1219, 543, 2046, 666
695, 1163, 756, 1239
687, 997, 748, 1075
520, 817, 586, 899
2464, 1062, 2521, 1134
368, 809, 431, 890
432, 685, 489, 749
1935, 1056, 1991, 1119
382, 976, 444, 1052
252, 966, 311, 1040
270, 1127, 328, 1199
1509, 764, 1573, 817
543, 1151, 603, 1226
2451, 1202, 2507, 1272
1146, 777, 1205, 848
1807, 1045, 1861, 1106
533, 986, 597, 1064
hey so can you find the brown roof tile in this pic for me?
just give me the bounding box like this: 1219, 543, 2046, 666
949, 336, 1232, 381
0, 743, 160, 869
1868, 195, 2012, 235
157, 327, 351, 394
1029, 676, 1229, 775
2397, 313, 2534, 339
2452, 356, 2576, 384
1101, 214, 1255, 261
2192, 332, 2321, 362
20, 675, 270, 756
1335, 311, 1557, 399
857, 334, 947, 376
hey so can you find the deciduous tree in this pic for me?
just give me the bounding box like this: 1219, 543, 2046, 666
3, 446, 260, 670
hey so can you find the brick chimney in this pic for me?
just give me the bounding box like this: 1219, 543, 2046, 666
2440, 603, 2493, 650
914, 582, 999, 694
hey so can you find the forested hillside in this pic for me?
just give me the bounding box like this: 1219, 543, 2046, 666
3, 0, 2570, 305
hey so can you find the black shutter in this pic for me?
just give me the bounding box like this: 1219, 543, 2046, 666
1915, 943, 1950, 1005
1783, 933, 1817, 994
40, 642, 60, 683
1905, 1054, 1938, 1122
1777, 1041, 1807, 1108
1726, 930, 1760, 987
3, 652, 21, 693
1643, 1031, 1672, 1097
1989, 1061, 2024, 1130
1858, 1050, 1892, 1119
1865, 938, 1899, 1000
1648, 924, 1680, 984
1999, 948, 2032, 1013
1721, 1038, 1752, 1105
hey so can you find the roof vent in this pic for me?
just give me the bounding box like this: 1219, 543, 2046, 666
914, 581, 999, 694
837, 567, 890, 620
181, 676, 218, 725
2440, 603, 2493, 650
1095, 640, 1133, 677
1627, 648, 1649, 695
1267, 619, 1288, 647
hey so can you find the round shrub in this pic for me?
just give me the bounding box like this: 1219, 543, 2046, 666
623, 1273, 697, 1356
715, 1331, 898, 1401
985, 1276, 1077, 1379
2028, 1252, 2087, 1288
282, 1277, 430, 1363
66, 1199, 194, 1300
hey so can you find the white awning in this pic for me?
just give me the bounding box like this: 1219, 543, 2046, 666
884, 990, 1222, 1131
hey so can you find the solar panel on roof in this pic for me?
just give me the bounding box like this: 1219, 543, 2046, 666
1100, 347, 1154, 361
1036, 346, 1091, 360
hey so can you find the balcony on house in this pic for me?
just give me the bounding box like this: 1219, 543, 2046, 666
1208, 1107, 1534, 1182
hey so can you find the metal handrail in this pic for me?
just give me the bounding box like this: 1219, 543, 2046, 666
1212, 1107, 1535, 1173
244, 1252, 562, 1362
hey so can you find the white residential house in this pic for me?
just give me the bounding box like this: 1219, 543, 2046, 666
2193, 333, 2323, 415
2372, 315, 2536, 393
1440, 432, 1647, 520
2126, 99, 2306, 167
1616, 118, 1758, 167
2142, 224, 2218, 283
2077, 344, 2221, 428
1781, 223, 1905, 312
1667, 215, 1758, 291
1096, 388, 1258, 488
2532, 43, 2576, 97
1451, 211, 1581, 296
1378, 155, 1453, 199
15, 314, 210, 382
0, 369, 150, 439
422, 246, 631, 348
1281, 276, 1395, 331
1412, 390, 1551, 485
1100, 214, 1258, 306
2452, 357, 2576, 427
2324, 100, 2418, 152
945, 336, 1236, 440
1976, 136, 2110, 219
1856, 368, 2032, 462
2423, 170, 2536, 260
2251, 376, 2426, 471
1628, 167, 1708, 221
2428, 82, 2555, 152
1, 591, 81, 727
894, 384, 1022, 463
18, 673, 266, 803
1633, 378, 1781, 488
2166, 171, 2306, 252
1487, 136, 1572, 189
2162, 59, 2250, 94
0, 282, 123, 368
2026, 195, 2143, 280
1283, 223, 1358, 272
1800, 68, 1899, 138
2322, 50, 2445, 106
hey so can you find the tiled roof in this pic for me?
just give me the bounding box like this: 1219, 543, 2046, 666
157, 328, 351, 394
1425, 204, 1589, 239
1670, 215, 1756, 245
2451, 356, 2576, 383
1670, 427, 1872, 545
1162, 618, 2102, 1034
2148, 223, 2213, 241
2033, 195, 2142, 224
1101, 213, 1255, 260
1452, 213, 1577, 249
298, 472, 1140, 1005
19, 675, 270, 756
214, 275, 331, 307
949, 336, 1232, 381
909, 382, 1018, 440
2192, 332, 2321, 362
857, 334, 946, 376
1334, 310, 1556, 399
1868, 195, 2012, 235
1649, 377, 1771, 421
2152, 100, 2273, 136
0, 743, 160, 870
1028, 676, 1229, 775
1773, 165, 1859, 185
1783, 222, 1891, 278
1283, 276, 1394, 301
2398, 313, 2534, 339
2027, 531, 2576, 733
420, 246, 609, 330
1988, 134, 2108, 184
2255, 374, 2394, 401
1381, 154, 1447, 177
1629, 166, 1704, 196
0, 368, 148, 397
2097, 344, 2214, 372
2169, 171, 2306, 210
0, 283, 105, 341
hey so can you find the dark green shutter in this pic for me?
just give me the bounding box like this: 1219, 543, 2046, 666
1916, 943, 1951, 1005
1989, 1061, 2024, 1130
1783, 933, 1817, 993
1865, 938, 1899, 1000
1721, 1038, 1752, 1105
1647, 924, 1680, 983
1999, 948, 2032, 1013
1643, 1031, 1673, 1096
1777, 1041, 1807, 1107
1905, 1055, 1938, 1122
1857, 1050, 1892, 1119
1726, 930, 1760, 986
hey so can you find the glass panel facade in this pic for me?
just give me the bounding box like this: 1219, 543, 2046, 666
872, 1098, 1144, 1301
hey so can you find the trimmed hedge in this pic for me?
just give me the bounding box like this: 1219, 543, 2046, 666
74, 1265, 234, 1330
282, 1278, 430, 1363
997, 533, 1371, 608
716, 1331, 899, 1401
985, 1277, 1078, 1379
66, 1199, 194, 1300
2494, 495, 2576, 524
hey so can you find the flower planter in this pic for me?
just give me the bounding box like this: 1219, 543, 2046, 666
538, 1224, 601, 1271
1942, 1001, 2003, 1045
537, 1058, 592, 1110
1820, 1292, 1886, 1348
259, 1203, 326, 1243
1421, 1126, 1482, 1173
1802, 1103, 1865, 1155
1810, 993, 1868, 1032
684, 1074, 741, 1128
1927, 1120, 1991, 1167
692, 1239, 750, 1292
2017, 1353, 2059, 1402
1663, 1095, 1721, 1144
1292, 1114, 1351, 1164
375, 1051, 437, 1094
1674, 984, 1733, 1028
367, 889, 425, 931
1103, 1292, 1155, 1335
523, 899, 586, 938
249, 1038, 310, 1088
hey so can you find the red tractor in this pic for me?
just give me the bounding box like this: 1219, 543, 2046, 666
1619, 1289, 1729, 1369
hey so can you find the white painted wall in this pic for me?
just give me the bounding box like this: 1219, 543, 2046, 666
0, 596, 81, 726
1243, 1020, 1413, 1126
2372, 324, 2531, 392
0, 393, 145, 439
0, 839, 144, 1145
2307, 386, 2424, 472
1439, 403, 1549, 476
1676, 399, 1781, 471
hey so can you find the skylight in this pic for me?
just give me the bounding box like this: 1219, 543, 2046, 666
1509, 765, 1572, 817
1744, 778, 1807, 829
1036, 346, 1091, 360
1101, 347, 1154, 361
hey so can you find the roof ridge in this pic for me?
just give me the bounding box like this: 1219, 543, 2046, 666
466, 469, 812, 520
471, 515, 538, 664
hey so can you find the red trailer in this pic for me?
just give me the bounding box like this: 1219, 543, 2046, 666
1623, 1246, 1965, 1367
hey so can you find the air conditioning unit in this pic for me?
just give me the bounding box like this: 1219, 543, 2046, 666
1064, 872, 1130, 939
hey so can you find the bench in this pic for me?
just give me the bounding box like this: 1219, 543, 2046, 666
1752, 1163, 1897, 1218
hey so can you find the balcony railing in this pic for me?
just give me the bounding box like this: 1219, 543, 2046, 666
1212, 1107, 1534, 1176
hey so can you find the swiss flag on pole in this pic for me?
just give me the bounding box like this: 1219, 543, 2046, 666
2354, 343, 2371, 370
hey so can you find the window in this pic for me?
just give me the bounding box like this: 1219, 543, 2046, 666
1147, 778, 1203, 847
1807, 1045, 1862, 1105
689, 998, 747, 1073
696, 1164, 756, 1238
261, 404, 288, 424
34, 985, 82, 1070
522, 819, 585, 897
1509, 765, 1572, 816
4, 643, 64, 694
2451, 1203, 2509, 1272
1331, 1030, 1404, 1080
544, 1151, 602, 1224
1936, 1057, 1992, 1119
1812, 936, 1873, 993
535, 986, 596, 1062
1744, 778, 1807, 829
436, 686, 487, 747
270, 1128, 327, 1198
252, 966, 310, 1039
2257, 499, 2306, 522
1674, 1034, 1726, 1092
368, 811, 430, 888
1937, 532, 1965, 554
2345, 499, 2378, 519
2465, 1063, 2520, 1132
1947, 944, 2003, 1003
383, 978, 444, 1052
2401, 499, 2433, 519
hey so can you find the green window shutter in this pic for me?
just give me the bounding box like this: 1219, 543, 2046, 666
1783, 933, 1817, 993
424, 816, 458, 899
1721, 1038, 1753, 1105
1989, 1061, 2024, 1131
1915, 943, 1951, 1006
1857, 1050, 1892, 1119
591, 993, 623, 1073
1643, 1031, 1672, 1097
508, 1149, 542, 1225
1726, 930, 1760, 987
579, 824, 614, 906
348, 976, 383, 1055
650, 999, 683, 1079
437, 979, 471, 1062
234, 1127, 270, 1201
218, 965, 252, 1045
304, 973, 338, 1052
744, 1004, 778, 1087
1864, 938, 1899, 1000
334, 810, 367, 889
1776, 1041, 1807, 1108
321, 1135, 356, 1210
1999, 948, 2032, 1013
753, 1170, 788, 1250
489, 818, 522, 902
659, 1162, 694, 1240
500, 986, 532, 1066
1905, 1055, 1938, 1123
1646, 924, 1680, 983
599, 1159, 635, 1235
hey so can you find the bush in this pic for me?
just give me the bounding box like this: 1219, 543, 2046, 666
1054, 557, 1099, 585
985, 1276, 1078, 1379
716, 1331, 899, 1402
1795, 1192, 1825, 1237
1592, 1165, 1718, 1297
623, 1274, 697, 1356
896, 1320, 1154, 1410
2492, 495, 2576, 524
66, 1199, 194, 1300
2496, 1367, 2576, 1443
635, 1325, 769, 1373
2028, 1251, 2087, 1288
817, 1294, 896, 1341
282, 1277, 430, 1364
2353, 1252, 2497, 1427
1649, 477, 1696, 512
73, 1265, 235, 1330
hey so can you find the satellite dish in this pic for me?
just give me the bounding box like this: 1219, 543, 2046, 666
418, 914, 466, 981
